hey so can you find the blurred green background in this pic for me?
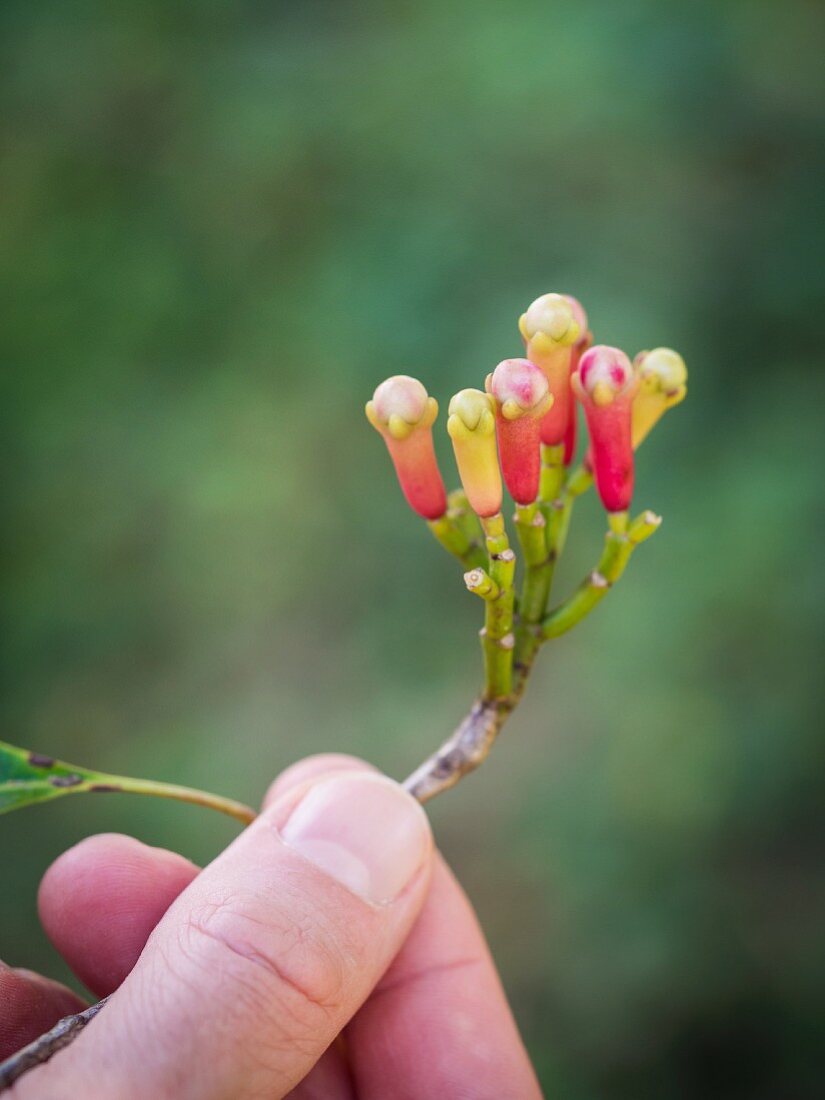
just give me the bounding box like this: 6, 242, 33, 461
2, 0, 824, 1095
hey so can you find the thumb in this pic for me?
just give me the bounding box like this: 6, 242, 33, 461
24, 771, 433, 1100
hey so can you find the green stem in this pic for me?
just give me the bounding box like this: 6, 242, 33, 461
513, 501, 552, 674
88, 774, 257, 824
428, 511, 486, 571
538, 444, 566, 520
554, 464, 593, 559
608, 510, 629, 535
447, 488, 484, 549
528, 461, 594, 646
566, 464, 594, 498
403, 506, 665, 805
514, 502, 550, 617
513, 453, 589, 673
541, 510, 661, 639
479, 513, 515, 701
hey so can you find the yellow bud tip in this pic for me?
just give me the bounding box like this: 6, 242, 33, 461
367, 375, 438, 438
386, 413, 410, 440
591, 380, 615, 407
630, 349, 686, 449
447, 389, 496, 434
527, 330, 559, 357
521, 293, 581, 347
634, 348, 687, 397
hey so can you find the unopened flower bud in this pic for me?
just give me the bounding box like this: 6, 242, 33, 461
486, 358, 552, 505
572, 346, 639, 513
519, 293, 581, 349
520, 293, 588, 458
366, 375, 447, 519
631, 347, 688, 448
447, 389, 502, 518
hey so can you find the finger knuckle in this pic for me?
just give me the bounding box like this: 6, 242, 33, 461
179, 891, 347, 1036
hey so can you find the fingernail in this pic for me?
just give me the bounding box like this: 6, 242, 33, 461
280, 773, 431, 904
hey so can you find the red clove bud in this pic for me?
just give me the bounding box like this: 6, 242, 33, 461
572, 346, 639, 514
366, 376, 447, 519
486, 359, 552, 506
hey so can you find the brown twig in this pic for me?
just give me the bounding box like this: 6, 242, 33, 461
0, 996, 109, 1090
402, 698, 508, 803
402, 597, 546, 803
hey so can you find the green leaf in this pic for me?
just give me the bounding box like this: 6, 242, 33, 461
0, 740, 256, 823
0, 740, 110, 814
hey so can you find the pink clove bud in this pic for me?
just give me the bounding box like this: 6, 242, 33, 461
572, 346, 639, 514
486, 358, 552, 506
366, 376, 447, 519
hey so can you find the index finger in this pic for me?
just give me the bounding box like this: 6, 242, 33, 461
347, 854, 542, 1099
265, 756, 541, 1099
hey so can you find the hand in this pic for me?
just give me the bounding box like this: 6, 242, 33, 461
2, 755, 541, 1098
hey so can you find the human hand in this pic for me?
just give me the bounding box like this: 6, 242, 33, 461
2, 755, 541, 1098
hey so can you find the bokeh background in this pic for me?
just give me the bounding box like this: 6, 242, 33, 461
2, 1, 824, 1095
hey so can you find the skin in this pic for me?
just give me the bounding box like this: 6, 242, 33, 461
2, 755, 542, 1100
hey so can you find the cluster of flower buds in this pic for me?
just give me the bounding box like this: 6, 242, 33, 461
366, 297, 686, 522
